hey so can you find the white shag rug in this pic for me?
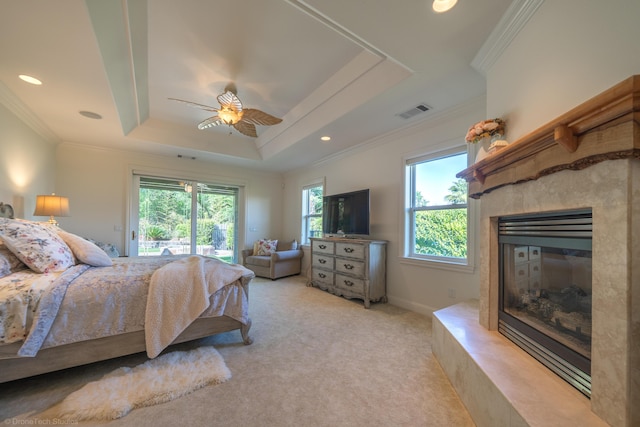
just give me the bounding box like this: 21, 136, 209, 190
42, 346, 231, 421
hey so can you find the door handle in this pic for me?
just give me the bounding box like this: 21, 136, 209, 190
131, 230, 136, 240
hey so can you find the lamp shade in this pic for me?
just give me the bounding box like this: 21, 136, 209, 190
33, 194, 70, 217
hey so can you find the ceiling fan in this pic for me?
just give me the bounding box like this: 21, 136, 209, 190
169, 86, 282, 137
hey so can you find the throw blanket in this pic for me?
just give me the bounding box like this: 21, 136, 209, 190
144, 256, 251, 358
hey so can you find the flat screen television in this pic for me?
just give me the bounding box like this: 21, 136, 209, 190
322, 189, 370, 237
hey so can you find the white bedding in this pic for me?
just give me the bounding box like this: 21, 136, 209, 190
0, 256, 251, 359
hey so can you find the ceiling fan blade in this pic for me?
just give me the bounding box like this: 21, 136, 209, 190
168, 98, 218, 112
197, 116, 223, 130
217, 91, 243, 111
233, 121, 257, 137
241, 108, 283, 126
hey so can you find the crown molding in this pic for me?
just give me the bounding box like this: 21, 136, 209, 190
471, 0, 544, 76
0, 82, 60, 144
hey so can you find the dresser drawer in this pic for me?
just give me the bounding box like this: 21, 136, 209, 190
312, 240, 334, 254
335, 274, 365, 294
334, 258, 365, 277
335, 242, 365, 259
312, 254, 334, 269
311, 269, 334, 287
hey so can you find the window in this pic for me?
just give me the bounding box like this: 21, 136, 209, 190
404, 147, 470, 266
302, 183, 323, 245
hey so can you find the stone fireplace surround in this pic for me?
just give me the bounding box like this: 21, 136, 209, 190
432, 76, 639, 427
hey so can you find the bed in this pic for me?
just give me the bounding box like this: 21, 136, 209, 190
0, 206, 254, 383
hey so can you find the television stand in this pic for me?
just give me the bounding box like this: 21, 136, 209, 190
308, 237, 387, 308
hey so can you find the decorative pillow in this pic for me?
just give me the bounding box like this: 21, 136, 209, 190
0, 254, 7, 278
0, 241, 28, 278
255, 239, 278, 256
0, 219, 75, 273
86, 239, 120, 258
58, 231, 113, 267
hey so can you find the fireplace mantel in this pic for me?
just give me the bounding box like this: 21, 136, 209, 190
457, 75, 640, 199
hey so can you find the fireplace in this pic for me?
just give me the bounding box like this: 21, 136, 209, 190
498, 209, 592, 397
437, 76, 640, 426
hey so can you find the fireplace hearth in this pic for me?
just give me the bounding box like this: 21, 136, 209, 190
498, 209, 592, 396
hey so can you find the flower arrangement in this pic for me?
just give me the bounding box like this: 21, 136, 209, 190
465, 118, 505, 143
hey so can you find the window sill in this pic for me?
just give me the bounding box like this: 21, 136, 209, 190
399, 256, 475, 274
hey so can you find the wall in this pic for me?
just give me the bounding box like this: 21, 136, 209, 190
487, 0, 640, 137
281, 1, 640, 317
55, 143, 284, 256
0, 103, 56, 218
283, 98, 486, 315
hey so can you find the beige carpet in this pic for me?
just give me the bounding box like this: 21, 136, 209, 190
0, 276, 474, 427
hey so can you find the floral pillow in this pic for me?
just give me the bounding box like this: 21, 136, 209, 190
254, 239, 278, 256
0, 219, 75, 273
0, 241, 28, 278
58, 231, 113, 267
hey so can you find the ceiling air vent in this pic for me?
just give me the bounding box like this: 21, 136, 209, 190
397, 103, 431, 120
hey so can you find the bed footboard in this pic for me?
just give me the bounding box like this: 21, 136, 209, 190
0, 314, 251, 383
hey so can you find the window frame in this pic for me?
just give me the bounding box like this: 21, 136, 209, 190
401, 145, 476, 272
301, 179, 324, 245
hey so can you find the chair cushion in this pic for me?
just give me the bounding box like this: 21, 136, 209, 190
245, 255, 271, 267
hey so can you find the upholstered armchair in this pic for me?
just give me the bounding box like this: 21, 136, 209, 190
241, 239, 303, 280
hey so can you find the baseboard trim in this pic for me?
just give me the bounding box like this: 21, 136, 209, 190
386, 295, 436, 317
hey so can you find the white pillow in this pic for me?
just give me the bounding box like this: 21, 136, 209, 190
58, 231, 113, 267
0, 219, 75, 273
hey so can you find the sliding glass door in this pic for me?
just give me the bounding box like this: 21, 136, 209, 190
130, 175, 239, 262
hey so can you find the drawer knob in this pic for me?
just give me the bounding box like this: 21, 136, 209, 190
319, 273, 326, 278
343, 280, 354, 287
344, 247, 354, 253
319, 259, 326, 264
319, 244, 327, 249
344, 263, 354, 270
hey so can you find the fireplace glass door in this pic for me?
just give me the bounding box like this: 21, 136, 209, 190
498, 209, 592, 397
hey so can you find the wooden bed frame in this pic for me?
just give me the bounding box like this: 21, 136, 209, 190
0, 204, 253, 383
0, 283, 252, 383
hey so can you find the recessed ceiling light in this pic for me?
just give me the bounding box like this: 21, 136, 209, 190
432, 0, 458, 13
79, 111, 102, 120
18, 74, 42, 85
321, 136, 331, 142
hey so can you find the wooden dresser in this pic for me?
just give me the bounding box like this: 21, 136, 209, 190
309, 237, 387, 308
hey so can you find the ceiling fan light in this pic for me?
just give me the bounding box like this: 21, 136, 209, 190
432, 0, 457, 13
218, 108, 243, 125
